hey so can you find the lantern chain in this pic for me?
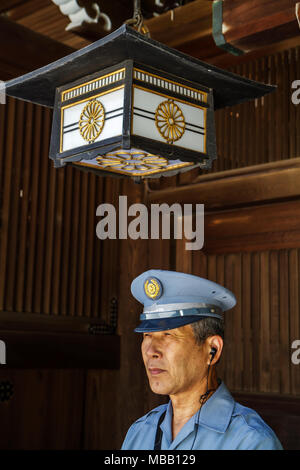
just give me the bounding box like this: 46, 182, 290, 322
125, 0, 150, 37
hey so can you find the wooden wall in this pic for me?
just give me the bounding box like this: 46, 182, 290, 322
0, 44, 299, 449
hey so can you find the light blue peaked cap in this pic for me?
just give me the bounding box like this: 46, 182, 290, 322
131, 269, 236, 333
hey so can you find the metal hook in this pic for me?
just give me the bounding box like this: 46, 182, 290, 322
124, 0, 150, 37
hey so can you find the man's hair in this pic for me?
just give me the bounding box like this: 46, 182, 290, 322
190, 317, 224, 345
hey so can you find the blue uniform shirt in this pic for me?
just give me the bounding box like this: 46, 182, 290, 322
121, 382, 283, 450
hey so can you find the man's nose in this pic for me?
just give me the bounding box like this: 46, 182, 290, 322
144, 338, 162, 358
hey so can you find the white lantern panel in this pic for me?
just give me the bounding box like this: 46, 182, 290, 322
132, 86, 206, 154
61, 86, 124, 153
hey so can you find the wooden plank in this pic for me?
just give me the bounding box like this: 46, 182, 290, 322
297, 45, 300, 156
192, 250, 207, 280
239, 61, 248, 168
248, 60, 256, 168
4, 98, 25, 310
251, 252, 260, 391
207, 254, 216, 282
82, 172, 97, 318
184, 31, 300, 70
241, 252, 253, 391
256, 58, 264, 166
176, 237, 192, 274
15, 102, 34, 312
0, 94, 6, 185
99, 176, 121, 326
0, 16, 74, 80
206, 200, 300, 238
0, 330, 120, 368
223, 97, 231, 171
33, 108, 51, 313
267, 53, 276, 163
74, 171, 89, 318
289, 48, 297, 159
24, 104, 42, 312
145, 0, 212, 48
231, 254, 242, 390
91, 175, 104, 318
15, 4, 88, 51
233, 65, 243, 169
279, 251, 290, 394
147, 158, 300, 209
4, 0, 298, 68
223, 0, 300, 51
38, 107, 56, 315
223, 254, 235, 389
0, 97, 16, 310
269, 251, 280, 393
51, 166, 66, 315
214, 108, 222, 173
204, 200, 300, 254
9, 0, 55, 21
0, 369, 85, 449
84, 369, 120, 449
289, 249, 300, 395
205, 229, 300, 254
282, 51, 290, 160
68, 170, 81, 317
0, 310, 117, 334
214, 254, 226, 380
59, 166, 74, 316
259, 251, 271, 392
0, 0, 28, 13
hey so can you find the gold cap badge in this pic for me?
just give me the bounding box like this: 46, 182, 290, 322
144, 277, 162, 300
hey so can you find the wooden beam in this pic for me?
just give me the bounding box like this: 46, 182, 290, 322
204, 200, 300, 254
145, 0, 212, 48
0, 329, 120, 368
146, 158, 300, 210
0, 0, 29, 14
143, 0, 300, 68
0, 311, 115, 334
0, 16, 75, 80
223, 0, 300, 52
147, 158, 300, 254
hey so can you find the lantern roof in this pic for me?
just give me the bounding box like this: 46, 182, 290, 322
5, 24, 275, 110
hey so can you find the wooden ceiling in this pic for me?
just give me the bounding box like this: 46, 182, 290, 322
2, 0, 90, 49
0, 0, 300, 80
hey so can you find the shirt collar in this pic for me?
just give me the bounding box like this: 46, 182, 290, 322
160, 381, 235, 441
197, 381, 235, 433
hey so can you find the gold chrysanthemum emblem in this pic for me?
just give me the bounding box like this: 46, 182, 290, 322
79, 99, 105, 143
155, 100, 185, 143
144, 278, 162, 300
96, 151, 168, 172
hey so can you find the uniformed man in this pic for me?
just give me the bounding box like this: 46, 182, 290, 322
121, 269, 283, 450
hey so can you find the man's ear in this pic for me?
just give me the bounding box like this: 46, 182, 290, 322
207, 336, 223, 365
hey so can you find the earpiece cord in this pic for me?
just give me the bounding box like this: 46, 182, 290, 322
191, 362, 216, 450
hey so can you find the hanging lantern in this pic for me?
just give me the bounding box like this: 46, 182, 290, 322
5, 15, 275, 181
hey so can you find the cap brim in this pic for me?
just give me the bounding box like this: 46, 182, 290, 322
134, 316, 203, 333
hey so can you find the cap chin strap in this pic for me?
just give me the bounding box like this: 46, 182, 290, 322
141, 302, 223, 320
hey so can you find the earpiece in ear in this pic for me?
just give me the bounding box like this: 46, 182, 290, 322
209, 347, 217, 361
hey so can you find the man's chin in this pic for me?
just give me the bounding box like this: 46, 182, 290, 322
148, 377, 170, 396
